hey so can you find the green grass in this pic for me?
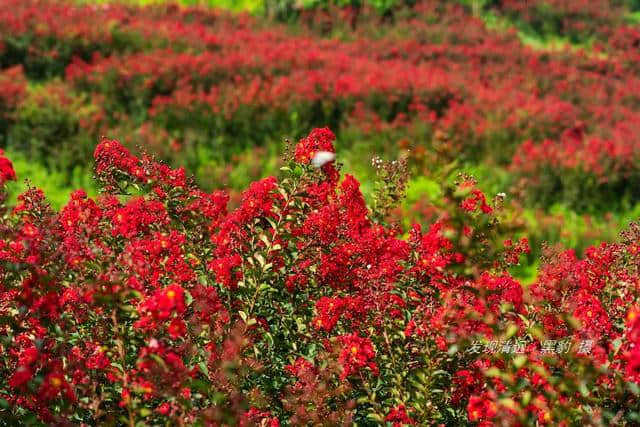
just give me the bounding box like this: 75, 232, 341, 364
4, 151, 97, 210
478, 8, 607, 56
628, 11, 640, 23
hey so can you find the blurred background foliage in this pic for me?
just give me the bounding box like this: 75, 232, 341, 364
4, 0, 640, 283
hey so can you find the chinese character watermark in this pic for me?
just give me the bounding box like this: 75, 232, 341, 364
463, 338, 595, 355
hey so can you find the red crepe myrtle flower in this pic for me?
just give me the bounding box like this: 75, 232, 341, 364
8, 366, 33, 389
467, 393, 497, 424
460, 189, 492, 214
294, 127, 336, 164
0, 149, 16, 185
208, 254, 243, 290
385, 405, 416, 426
337, 333, 378, 380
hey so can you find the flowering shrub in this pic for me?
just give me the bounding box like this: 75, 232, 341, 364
490, 0, 628, 44
510, 121, 640, 209
0, 65, 27, 143
0, 128, 639, 425
7, 80, 106, 172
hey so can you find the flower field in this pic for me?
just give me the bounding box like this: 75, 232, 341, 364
1, 0, 640, 425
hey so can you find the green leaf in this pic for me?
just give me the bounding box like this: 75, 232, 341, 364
266, 217, 278, 230
432, 370, 451, 378
120, 304, 137, 312
486, 367, 502, 377
258, 234, 270, 247
198, 361, 209, 376
579, 382, 590, 397
505, 324, 518, 339
513, 355, 527, 369
264, 332, 274, 347
254, 253, 266, 267
184, 290, 194, 306
259, 283, 273, 291
366, 413, 383, 422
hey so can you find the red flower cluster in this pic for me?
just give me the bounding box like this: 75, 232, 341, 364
294, 127, 336, 164
0, 149, 16, 185
385, 405, 415, 426
459, 180, 493, 214
0, 65, 27, 119
313, 296, 364, 333
615, 305, 640, 383
467, 392, 498, 426
337, 333, 378, 380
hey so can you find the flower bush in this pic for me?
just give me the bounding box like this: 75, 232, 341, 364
0, 128, 639, 425
0, 65, 27, 143
510, 122, 640, 210
490, 0, 628, 44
